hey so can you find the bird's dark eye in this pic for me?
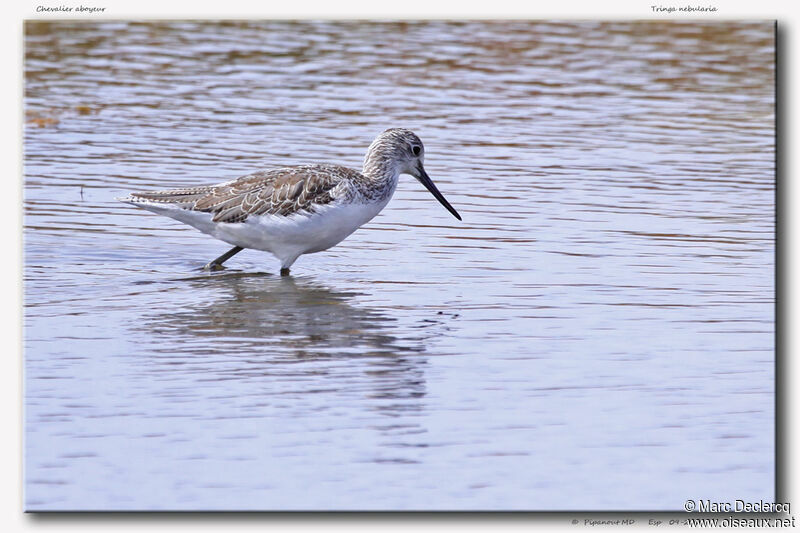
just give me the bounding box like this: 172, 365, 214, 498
411, 145, 421, 156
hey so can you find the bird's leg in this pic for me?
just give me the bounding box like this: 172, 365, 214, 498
280, 267, 291, 277
202, 246, 244, 271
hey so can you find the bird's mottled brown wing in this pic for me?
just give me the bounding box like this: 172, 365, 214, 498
128, 165, 356, 224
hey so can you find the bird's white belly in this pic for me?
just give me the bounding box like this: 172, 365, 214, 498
156, 199, 387, 266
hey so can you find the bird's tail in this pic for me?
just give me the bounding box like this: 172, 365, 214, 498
117, 186, 216, 208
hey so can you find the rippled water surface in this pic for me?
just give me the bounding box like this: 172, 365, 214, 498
23, 21, 775, 510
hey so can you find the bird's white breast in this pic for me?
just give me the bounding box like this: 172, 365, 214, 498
139, 197, 389, 266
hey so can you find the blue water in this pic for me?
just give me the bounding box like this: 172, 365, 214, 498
24, 20, 775, 510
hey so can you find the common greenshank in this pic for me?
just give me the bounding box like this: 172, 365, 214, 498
118, 128, 461, 275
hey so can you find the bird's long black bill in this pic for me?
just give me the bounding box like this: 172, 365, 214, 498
416, 165, 462, 221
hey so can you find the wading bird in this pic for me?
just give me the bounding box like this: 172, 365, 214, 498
119, 128, 461, 275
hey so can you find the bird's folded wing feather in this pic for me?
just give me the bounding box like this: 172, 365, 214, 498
127, 165, 352, 223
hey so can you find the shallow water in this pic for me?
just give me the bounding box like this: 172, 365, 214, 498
23, 20, 775, 510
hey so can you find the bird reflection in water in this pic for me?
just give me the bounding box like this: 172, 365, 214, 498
135, 273, 444, 412
142, 272, 429, 357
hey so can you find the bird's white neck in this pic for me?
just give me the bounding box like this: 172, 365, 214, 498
363, 150, 402, 180
361, 147, 404, 202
